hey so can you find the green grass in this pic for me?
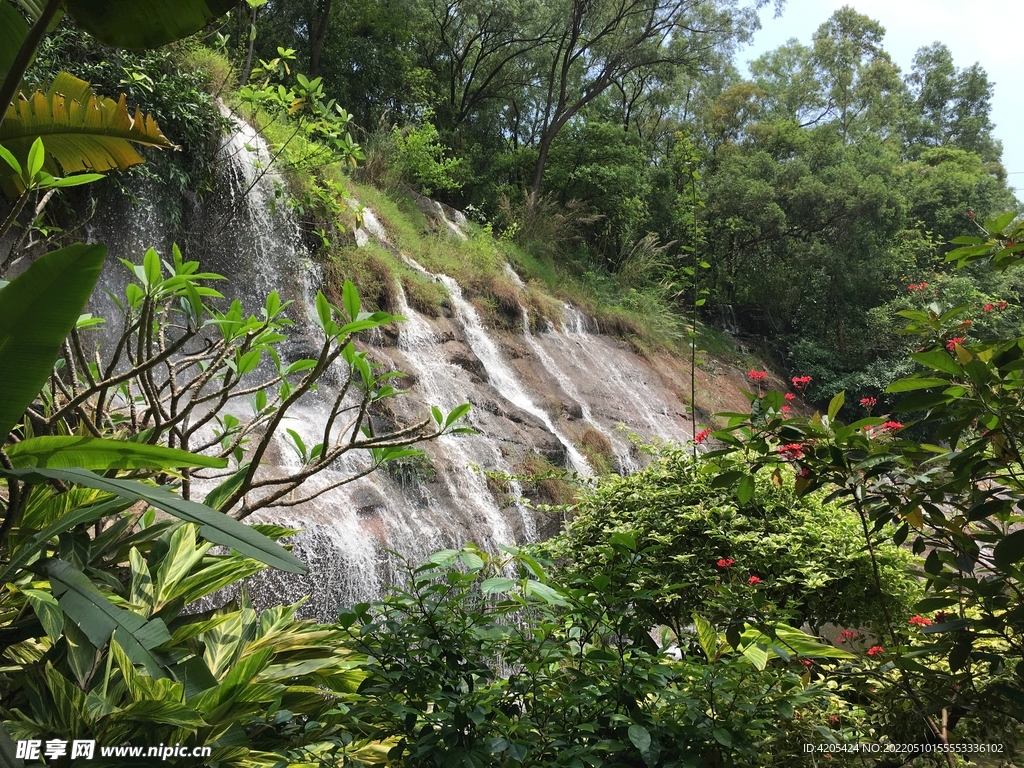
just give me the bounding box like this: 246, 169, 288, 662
183, 44, 704, 356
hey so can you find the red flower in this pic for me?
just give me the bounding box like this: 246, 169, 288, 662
747, 370, 767, 382
946, 337, 966, 351
748, 575, 762, 585
784, 392, 795, 401
829, 715, 840, 724
859, 396, 877, 409
840, 629, 857, 640
967, 210, 975, 220
961, 319, 973, 327
866, 645, 884, 657
907, 282, 929, 292
881, 421, 903, 431
791, 375, 811, 390
716, 558, 735, 569
778, 443, 804, 460
998, 300, 1008, 309
800, 659, 813, 667
908, 615, 933, 627
983, 303, 994, 312
694, 428, 711, 444
797, 466, 811, 478
781, 405, 791, 415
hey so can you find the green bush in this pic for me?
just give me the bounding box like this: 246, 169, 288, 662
340, 544, 838, 767
391, 119, 462, 196
546, 445, 921, 638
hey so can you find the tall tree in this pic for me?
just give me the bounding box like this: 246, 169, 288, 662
523, 0, 769, 197
414, 0, 555, 134
808, 6, 903, 145
904, 42, 1000, 162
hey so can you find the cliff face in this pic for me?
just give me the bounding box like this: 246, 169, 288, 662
83, 114, 697, 619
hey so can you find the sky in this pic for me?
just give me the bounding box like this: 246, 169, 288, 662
734, 0, 1024, 195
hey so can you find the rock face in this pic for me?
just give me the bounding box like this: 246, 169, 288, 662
83, 114, 696, 619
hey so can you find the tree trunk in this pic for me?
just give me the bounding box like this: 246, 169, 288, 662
530, 129, 556, 200
239, 4, 259, 85
309, 0, 333, 79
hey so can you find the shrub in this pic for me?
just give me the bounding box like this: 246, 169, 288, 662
340, 544, 839, 767
547, 445, 920, 638
391, 120, 462, 196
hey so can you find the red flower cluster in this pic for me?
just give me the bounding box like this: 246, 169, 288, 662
859, 396, 877, 409
999, 300, 1008, 309
748, 575, 762, 585
866, 645, 885, 658
791, 375, 811, 390
839, 629, 858, 643
881, 421, 903, 431
967, 210, 976, 220
716, 558, 735, 569
784, 392, 795, 401
946, 337, 967, 351
778, 443, 804, 460
747, 370, 767, 382
781, 405, 791, 416
907, 282, 929, 292
908, 615, 933, 627
985, 301, 1009, 312
694, 428, 711, 444
800, 659, 813, 667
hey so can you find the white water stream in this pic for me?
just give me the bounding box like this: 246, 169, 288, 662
87, 108, 695, 618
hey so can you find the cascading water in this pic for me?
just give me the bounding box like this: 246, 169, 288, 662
398, 253, 593, 476
83, 107, 697, 618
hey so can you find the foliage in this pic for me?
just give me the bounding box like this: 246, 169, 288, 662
390, 118, 461, 196
340, 543, 839, 767
0, 6, 466, 766
0, 72, 175, 198
546, 444, 919, 639
2, 514, 380, 767
34, 243, 471, 522
699, 229, 1024, 750
23, 27, 232, 206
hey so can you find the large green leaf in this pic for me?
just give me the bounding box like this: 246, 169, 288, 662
64, 0, 237, 49
0, 242, 107, 441
0, 72, 176, 197
45, 559, 171, 674
7, 436, 228, 470
1, 466, 306, 574
739, 624, 855, 660
0, 3, 29, 87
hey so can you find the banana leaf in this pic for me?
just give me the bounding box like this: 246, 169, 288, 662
0, 242, 107, 441
0, 2, 29, 87
65, 0, 237, 50
1, 73, 175, 197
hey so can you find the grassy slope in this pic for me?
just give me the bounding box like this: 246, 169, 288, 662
178, 44, 766, 433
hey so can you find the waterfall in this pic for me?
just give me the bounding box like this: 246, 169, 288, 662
81, 107, 699, 619
399, 253, 593, 476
